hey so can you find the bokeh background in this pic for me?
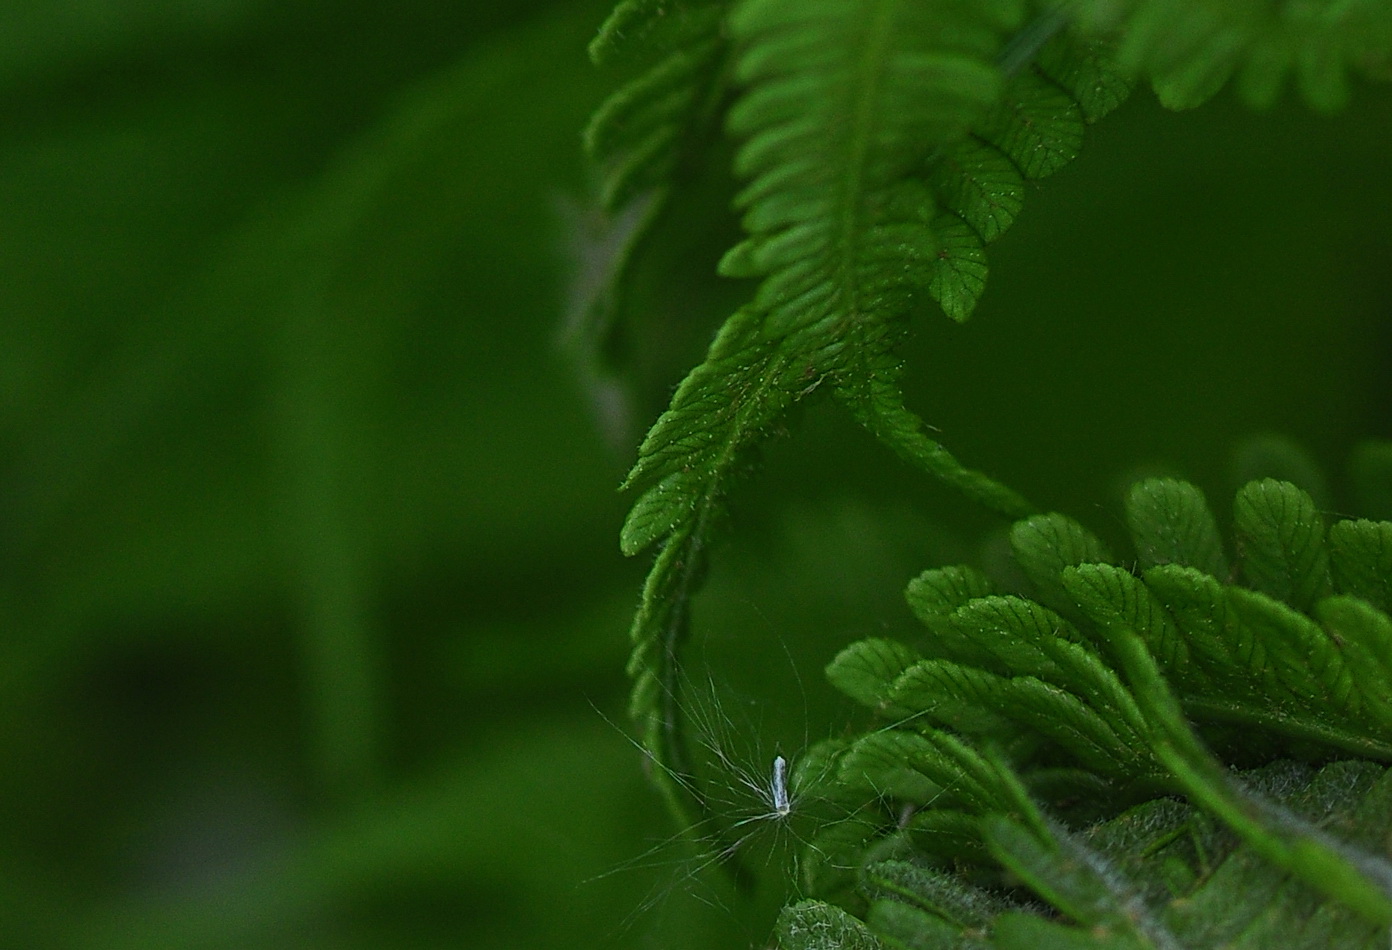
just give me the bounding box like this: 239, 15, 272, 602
2, 1, 1390, 948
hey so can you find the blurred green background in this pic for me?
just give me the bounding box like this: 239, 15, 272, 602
1, 1, 1389, 948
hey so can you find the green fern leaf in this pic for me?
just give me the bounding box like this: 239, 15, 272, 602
903, 808, 999, 868
837, 360, 1037, 517
864, 860, 1013, 933
785, 467, 1392, 950
942, 595, 1083, 678
837, 729, 948, 805
839, 727, 1029, 819
616, 0, 1043, 840
619, 310, 786, 555
853, 760, 1392, 949
1111, 629, 1392, 928
1140, 563, 1261, 700
921, 25, 1132, 319
977, 70, 1084, 180
887, 659, 1150, 776
1010, 512, 1115, 615
922, 213, 990, 322
1315, 596, 1392, 736
1329, 519, 1392, 612
879, 660, 1014, 735
906, 565, 997, 621
584, 37, 723, 210
927, 140, 1024, 244
723, 0, 1015, 341
1139, 564, 1392, 758
618, 312, 800, 829
1063, 563, 1193, 679
992, 915, 1147, 950
865, 899, 975, 950
983, 815, 1177, 947
1233, 479, 1332, 613
1124, 477, 1228, 579
578, 1, 731, 436
589, 0, 717, 66
1033, 31, 1134, 122
1225, 587, 1358, 722
826, 637, 923, 711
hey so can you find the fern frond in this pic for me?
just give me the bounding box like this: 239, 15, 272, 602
837, 726, 1040, 824
1316, 597, 1392, 731
617, 0, 1041, 841
891, 659, 1153, 776
1064, 0, 1392, 111
841, 762, 1392, 950
909, 478, 1392, 767
863, 860, 1015, 948
921, 27, 1133, 319
718, 0, 1015, 337
574, 2, 733, 448
1009, 512, 1115, 618
586, 0, 728, 210
982, 813, 1181, 947
1111, 628, 1392, 927
796, 466, 1392, 949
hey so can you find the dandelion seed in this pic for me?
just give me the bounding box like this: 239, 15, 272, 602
771, 754, 791, 818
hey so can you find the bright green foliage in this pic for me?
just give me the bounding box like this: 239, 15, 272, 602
1329, 520, 1392, 611
717, 0, 1015, 330
582, 0, 1392, 944
791, 473, 1392, 948
1125, 478, 1228, 579
826, 636, 923, 712
612, 0, 1060, 836
1008, 513, 1115, 618
1233, 478, 1332, 612
842, 760, 1392, 950
922, 28, 1131, 320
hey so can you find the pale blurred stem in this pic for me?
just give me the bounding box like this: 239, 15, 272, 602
275, 291, 381, 800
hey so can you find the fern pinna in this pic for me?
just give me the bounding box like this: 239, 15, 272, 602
583, 1, 1392, 946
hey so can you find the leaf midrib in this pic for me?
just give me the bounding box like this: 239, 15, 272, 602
833, 0, 899, 335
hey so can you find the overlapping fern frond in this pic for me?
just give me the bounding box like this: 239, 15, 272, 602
799, 464, 1392, 948
582, 0, 1392, 908
616, 0, 1057, 834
